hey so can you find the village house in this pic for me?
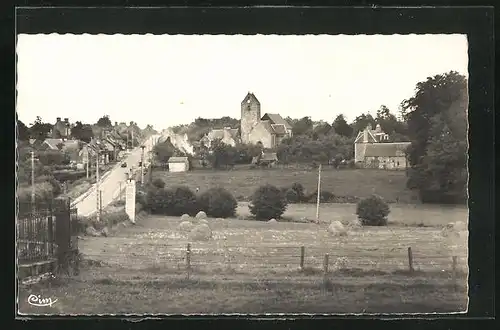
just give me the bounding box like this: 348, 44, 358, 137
168, 156, 190, 172
203, 92, 293, 150
354, 123, 411, 170
201, 127, 239, 148
50, 117, 72, 139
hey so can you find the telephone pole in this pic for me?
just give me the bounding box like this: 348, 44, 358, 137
140, 145, 145, 186
31, 151, 35, 207
96, 151, 100, 222
316, 164, 322, 222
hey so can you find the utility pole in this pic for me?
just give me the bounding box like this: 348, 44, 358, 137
140, 145, 145, 186
96, 151, 100, 222
31, 151, 35, 209
316, 163, 322, 222
85, 148, 89, 178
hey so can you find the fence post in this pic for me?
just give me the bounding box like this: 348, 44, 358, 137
300, 246, 305, 270
452, 256, 458, 290
323, 254, 329, 274
186, 243, 191, 279
407, 247, 414, 272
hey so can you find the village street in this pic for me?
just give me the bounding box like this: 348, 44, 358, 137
74, 134, 161, 217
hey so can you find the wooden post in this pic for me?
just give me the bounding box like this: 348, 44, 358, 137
407, 247, 414, 272
323, 254, 329, 274
99, 190, 103, 217
300, 246, 305, 270
186, 243, 191, 279
452, 256, 458, 289
316, 164, 322, 222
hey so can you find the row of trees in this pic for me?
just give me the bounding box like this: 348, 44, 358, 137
403, 71, 468, 204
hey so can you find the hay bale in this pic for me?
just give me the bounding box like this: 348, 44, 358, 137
327, 221, 348, 236
215, 218, 224, 222
195, 211, 207, 220
101, 227, 110, 237
189, 223, 212, 241
178, 221, 194, 232
180, 214, 191, 222
267, 218, 278, 224
198, 218, 209, 225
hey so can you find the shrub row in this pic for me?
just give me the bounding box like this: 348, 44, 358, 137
52, 170, 87, 183
137, 178, 390, 225
72, 209, 131, 233
137, 179, 238, 219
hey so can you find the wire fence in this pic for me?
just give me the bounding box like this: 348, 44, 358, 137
81, 243, 468, 284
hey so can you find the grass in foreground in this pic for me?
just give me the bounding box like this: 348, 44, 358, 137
17, 265, 468, 314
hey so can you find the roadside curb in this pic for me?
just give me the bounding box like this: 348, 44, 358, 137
70, 170, 113, 207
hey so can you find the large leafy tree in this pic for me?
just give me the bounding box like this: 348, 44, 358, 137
71, 121, 94, 143
96, 115, 112, 127
402, 71, 468, 203
375, 105, 409, 140
16, 118, 30, 141
28, 116, 52, 141
350, 113, 376, 136
332, 114, 353, 137
292, 116, 313, 136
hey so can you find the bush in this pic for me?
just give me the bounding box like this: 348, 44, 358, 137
145, 185, 199, 216
249, 184, 288, 220
291, 182, 305, 202
152, 178, 165, 189
52, 170, 87, 183
36, 175, 62, 196
197, 187, 237, 218
145, 187, 175, 215
356, 194, 390, 226
170, 186, 199, 216
285, 188, 300, 203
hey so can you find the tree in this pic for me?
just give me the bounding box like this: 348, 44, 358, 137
332, 114, 353, 137
292, 116, 313, 136
401, 71, 468, 203
350, 113, 376, 136
96, 115, 112, 127
153, 138, 176, 164
71, 121, 94, 143
208, 139, 237, 169
16, 119, 30, 141
28, 116, 52, 141
375, 105, 409, 139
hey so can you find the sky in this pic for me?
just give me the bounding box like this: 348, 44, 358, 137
16, 34, 468, 130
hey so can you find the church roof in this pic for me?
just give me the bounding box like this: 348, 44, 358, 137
261, 113, 292, 129
241, 92, 260, 105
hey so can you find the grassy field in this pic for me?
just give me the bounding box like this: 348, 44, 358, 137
153, 168, 418, 203
17, 203, 468, 314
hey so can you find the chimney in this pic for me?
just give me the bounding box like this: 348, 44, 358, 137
115, 121, 118, 126
56, 117, 61, 122
363, 127, 369, 143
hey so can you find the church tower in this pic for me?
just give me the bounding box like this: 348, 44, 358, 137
240, 92, 261, 144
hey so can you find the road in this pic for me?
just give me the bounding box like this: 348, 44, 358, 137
75, 134, 161, 217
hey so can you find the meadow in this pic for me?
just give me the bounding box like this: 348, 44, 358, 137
18, 202, 468, 314
153, 168, 418, 203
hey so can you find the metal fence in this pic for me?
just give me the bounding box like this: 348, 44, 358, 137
17, 199, 77, 265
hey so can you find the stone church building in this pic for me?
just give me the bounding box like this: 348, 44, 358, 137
203, 92, 293, 149
240, 92, 293, 149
